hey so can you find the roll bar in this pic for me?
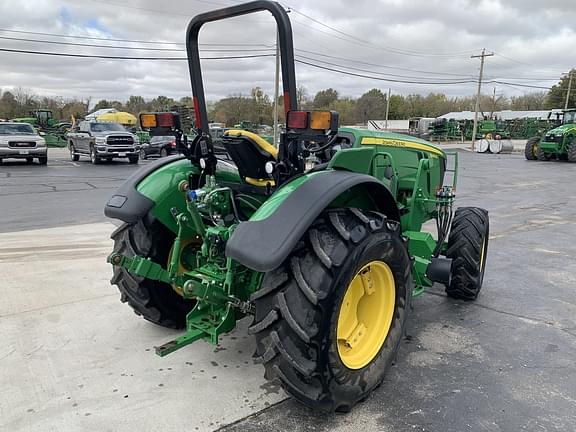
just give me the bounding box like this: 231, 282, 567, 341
186, 1, 297, 133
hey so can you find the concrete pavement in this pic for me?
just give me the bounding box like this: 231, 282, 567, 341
1, 149, 575, 431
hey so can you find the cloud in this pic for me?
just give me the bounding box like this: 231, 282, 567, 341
0, 0, 573, 105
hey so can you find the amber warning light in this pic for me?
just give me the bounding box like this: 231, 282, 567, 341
286, 111, 338, 131
139, 112, 180, 130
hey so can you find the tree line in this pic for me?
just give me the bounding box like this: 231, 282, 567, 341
1, 70, 572, 126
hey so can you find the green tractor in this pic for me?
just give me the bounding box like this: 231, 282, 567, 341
12, 109, 71, 147
104, 1, 490, 412
525, 109, 576, 161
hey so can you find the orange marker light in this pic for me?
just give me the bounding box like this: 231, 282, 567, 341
310, 111, 332, 130
140, 113, 157, 128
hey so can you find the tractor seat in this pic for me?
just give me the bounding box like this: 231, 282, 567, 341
222, 129, 277, 187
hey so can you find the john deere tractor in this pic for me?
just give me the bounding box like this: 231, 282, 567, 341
525, 109, 576, 161
104, 1, 490, 412
12, 109, 71, 146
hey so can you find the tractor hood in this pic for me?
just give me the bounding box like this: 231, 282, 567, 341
546, 124, 576, 137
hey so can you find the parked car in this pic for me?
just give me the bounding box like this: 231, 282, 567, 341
139, 135, 176, 159
67, 121, 140, 164
0, 122, 48, 165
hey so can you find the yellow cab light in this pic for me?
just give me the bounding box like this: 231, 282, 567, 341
140, 113, 157, 128
310, 111, 333, 130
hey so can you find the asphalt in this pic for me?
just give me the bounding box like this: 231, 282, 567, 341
0, 148, 145, 233
0, 147, 575, 432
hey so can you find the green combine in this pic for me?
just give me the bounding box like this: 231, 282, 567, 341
525, 109, 576, 161
104, 0, 490, 412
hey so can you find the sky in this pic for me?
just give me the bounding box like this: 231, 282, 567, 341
0, 0, 574, 106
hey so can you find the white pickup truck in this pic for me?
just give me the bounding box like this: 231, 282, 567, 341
67, 121, 140, 164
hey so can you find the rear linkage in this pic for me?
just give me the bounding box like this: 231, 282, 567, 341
108, 171, 257, 356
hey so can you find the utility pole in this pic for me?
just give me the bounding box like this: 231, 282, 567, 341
385, 88, 391, 130
272, 31, 280, 147
564, 71, 573, 110
470, 49, 493, 151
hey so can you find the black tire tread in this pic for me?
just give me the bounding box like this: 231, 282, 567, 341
567, 138, 576, 162
110, 217, 195, 328
524, 137, 539, 161
250, 208, 411, 412
445, 207, 489, 300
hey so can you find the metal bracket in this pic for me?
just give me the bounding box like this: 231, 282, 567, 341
108, 253, 172, 284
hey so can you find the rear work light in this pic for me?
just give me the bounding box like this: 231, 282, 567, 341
140, 113, 157, 128
286, 110, 339, 131
287, 111, 308, 129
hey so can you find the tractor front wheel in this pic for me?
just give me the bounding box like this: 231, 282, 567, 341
536, 145, 551, 161
250, 208, 412, 412
567, 138, 576, 162
445, 207, 489, 300
524, 137, 539, 160
110, 216, 195, 328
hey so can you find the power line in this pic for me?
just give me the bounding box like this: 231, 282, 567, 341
0, 35, 275, 52
295, 59, 476, 85
87, 0, 232, 14
493, 52, 566, 73
0, 27, 183, 45
0, 47, 275, 60
0, 28, 272, 47
295, 54, 476, 82
287, 6, 476, 58
295, 48, 478, 78
0, 44, 559, 90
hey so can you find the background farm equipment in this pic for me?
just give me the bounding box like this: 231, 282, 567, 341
104, 0, 490, 412
12, 109, 71, 147
525, 109, 576, 161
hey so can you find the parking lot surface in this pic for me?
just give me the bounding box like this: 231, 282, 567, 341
1, 148, 575, 431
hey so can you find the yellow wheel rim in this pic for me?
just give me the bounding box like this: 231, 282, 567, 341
480, 237, 487, 269
337, 261, 396, 370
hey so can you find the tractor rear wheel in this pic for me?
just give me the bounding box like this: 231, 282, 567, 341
524, 137, 539, 160
250, 208, 412, 412
110, 216, 195, 328
445, 207, 489, 300
567, 138, 576, 162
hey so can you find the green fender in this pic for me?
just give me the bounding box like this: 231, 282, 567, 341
225, 169, 400, 272
104, 156, 240, 233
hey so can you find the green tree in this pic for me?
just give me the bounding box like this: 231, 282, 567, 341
251, 87, 272, 125
179, 96, 193, 107
150, 95, 176, 111
212, 95, 253, 126
354, 88, 386, 123
547, 69, 575, 109
0, 91, 19, 119
125, 95, 147, 114
313, 88, 339, 109
510, 92, 547, 110
388, 94, 406, 120
93, 99, 122, 111
333, 97, 356, 125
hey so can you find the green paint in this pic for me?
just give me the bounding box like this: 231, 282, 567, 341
535, 109, 576, 158
112, 122, 464, 355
